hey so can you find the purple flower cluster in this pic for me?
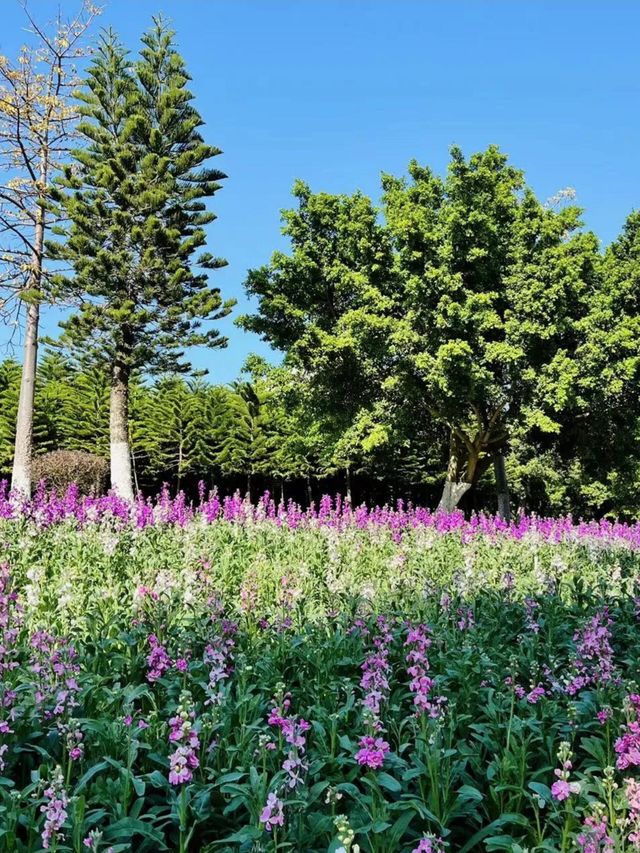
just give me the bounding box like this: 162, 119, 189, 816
167, 692, 200, 785
146, 634, 172, 683
456, 606, 475, 631
258, 692, 311, 833
576, 814, 615, 853
615, 694, 640, 769
0, 565, 22, 752
59, 722, 84, 761
260, 792, 285, 832
40, 767, 68, 849
524, 597, 541, 634
405, 623, 446, 718
566, 609, 617, 695
204, 615, 237, 707
0, 563, 22, 674
550, 742, 580, 801
354, 617, 394, 770
355, 735, 390, 769
268, 694, 310, 789
30, 630, 80, 720
412, 835, 446, 853
359, 616, 393, 725
625, 777, 640, 847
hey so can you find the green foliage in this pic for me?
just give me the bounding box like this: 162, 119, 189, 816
241, 146, 639, 517
240, 180, 397, 478
0, 359, 21, 470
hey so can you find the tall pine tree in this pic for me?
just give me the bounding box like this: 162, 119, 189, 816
50, 21, 233, 499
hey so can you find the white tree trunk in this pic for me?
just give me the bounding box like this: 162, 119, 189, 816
437, 479, 472, 513
11, 299, 40, 495
110, 362, 134, 502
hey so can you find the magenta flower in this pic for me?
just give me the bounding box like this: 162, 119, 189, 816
355, 735, 390, 769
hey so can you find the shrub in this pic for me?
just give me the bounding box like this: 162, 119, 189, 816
31, 450, 108, 495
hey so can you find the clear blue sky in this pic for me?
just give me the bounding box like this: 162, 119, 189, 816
1, 0, 639, 383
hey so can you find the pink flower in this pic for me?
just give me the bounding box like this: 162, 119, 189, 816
167, 693, 200, 786
412, 836, 446, 853
260, 792, 285, 831
551, 779, 580, 801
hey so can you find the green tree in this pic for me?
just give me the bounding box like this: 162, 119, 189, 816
60, 365, 111, 456
49, 20, 233, 500
34, 352, 76, 455
213, 381, 282, 499
134, 376, 222, 489
0, 360, 21, 473
568, 210, 640, 516
382, 147, 599, 513
240, 180, 397, 497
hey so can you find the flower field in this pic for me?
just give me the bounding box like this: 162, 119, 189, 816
3, 488, 640, 851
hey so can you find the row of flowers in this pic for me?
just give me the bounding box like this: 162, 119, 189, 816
1, 480, 640, 549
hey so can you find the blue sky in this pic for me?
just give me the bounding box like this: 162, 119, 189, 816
1, 0, 638, 383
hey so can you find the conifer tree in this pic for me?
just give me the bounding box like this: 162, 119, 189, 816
50, 20, 233, 500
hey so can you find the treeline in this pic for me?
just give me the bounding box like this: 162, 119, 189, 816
0, 335, 638, 518
1, 8, 638, 518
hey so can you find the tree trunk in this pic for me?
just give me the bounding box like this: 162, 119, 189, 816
345, 466, 352, 503
306, 474, 312, 507
492, 448, 511, 522
437, 433, 475, 513
247, 471, 252, 502
11, 166, 48, 497
438, 431, 473, 512
11, 300, 40, 495
176, 437, 183, 492
110, 361, 134, 502
438, 478, 472, 513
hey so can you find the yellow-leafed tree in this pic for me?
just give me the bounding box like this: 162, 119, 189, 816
0, 1, 98, 495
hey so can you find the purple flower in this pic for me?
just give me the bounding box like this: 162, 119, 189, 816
412, 836, 446, 853
551, 779, 579, 801
40, 767, 68, 849
577, 814, 614, 852
566, 609, 617, 695
597, 707, 613, 725
405, 623, 446, 718
167, 692, 200, 786
526, 684, 546, 704
355, 735, 390, 769
260, 792, 285, 831
146, 635, 172, 683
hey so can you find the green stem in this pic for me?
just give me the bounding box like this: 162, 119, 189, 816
178, 785, 188, 853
